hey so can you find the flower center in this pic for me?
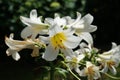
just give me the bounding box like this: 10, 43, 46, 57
71, 57, 78, 67
50, 32, 66, 49
107, 60, 115, 68
85, 66, 95, 80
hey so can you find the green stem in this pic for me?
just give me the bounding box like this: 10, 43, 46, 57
103, 72, 120, 80
61, 61, 81, 80
50, 63, 54, 80
68, 68, 81, 80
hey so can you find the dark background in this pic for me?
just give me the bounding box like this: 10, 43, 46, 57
0, 0, 120, 80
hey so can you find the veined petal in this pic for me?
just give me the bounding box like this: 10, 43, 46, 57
42, 44, 59, 61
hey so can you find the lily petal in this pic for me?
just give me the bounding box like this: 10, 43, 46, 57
42, 44, 59, 61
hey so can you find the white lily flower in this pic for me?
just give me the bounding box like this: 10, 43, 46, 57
5, 33, 43, 61
80, 61, 101, 80
66, 51, 85, 74
20, 9, 49, 39
65, 12, 96, 45
67, 12, 97, 34
40, 24, 81, 61
98, 42, 120, 75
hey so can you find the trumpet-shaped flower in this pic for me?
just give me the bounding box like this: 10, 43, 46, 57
20, 9, 49, 39
40, 24, 81, 61
80, 61, 101, 80
98, 42, 120, 75
66, 12, 97, 45
5, 33, 43, 61
67, 12, 97, 35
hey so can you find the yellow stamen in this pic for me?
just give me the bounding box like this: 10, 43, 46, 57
50, 32, 66, 49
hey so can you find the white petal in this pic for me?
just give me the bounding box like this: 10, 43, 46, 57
77, 54, 85, 61
30, 9, 37, 20
79, 32, 93, 45
11, 52, 20, 61
61, 48, 74, 57
82, 13, 93, 24
79, 25, 97, 33
20, 16, 31, 26
101, 63, 108, 73
110, 66, 117, 75
39, 36, 49, 44
75, 67, 81, 75
79, 69, 86, 76
111, 42, 117, 49
94, 71, 101, 79
21, 27, 33, 39
6, 48, 15, 56
42, 44, 59, 61
64, 35, 81, 49
68, 12, 81, 27
45, 18, 54, 25
86, 61, 93, 68
98, 54, 111, 60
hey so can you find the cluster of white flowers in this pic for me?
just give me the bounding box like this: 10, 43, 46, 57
5, 9, 120, 80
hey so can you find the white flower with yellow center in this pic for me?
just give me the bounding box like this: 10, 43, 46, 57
98, 42, 120, 75
20, 9, 49, 39
80, 61, 101, 80
5, 33, 43, 61
40, 24, 81, 61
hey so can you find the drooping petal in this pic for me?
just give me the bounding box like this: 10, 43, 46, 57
109, 66, 117, 75
11, 52, 20, 61
101, 63, 108, 73
94, 71, 101, 80
42, 44, 59, 61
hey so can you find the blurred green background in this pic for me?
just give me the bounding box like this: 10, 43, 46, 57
0, 0, 120, 80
